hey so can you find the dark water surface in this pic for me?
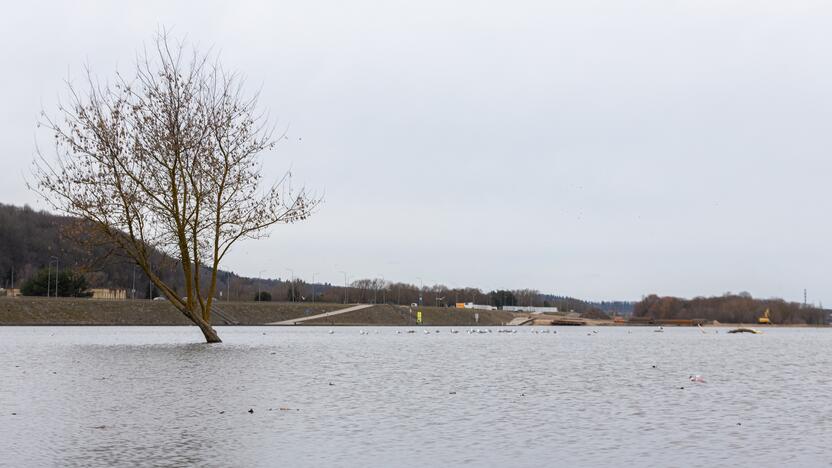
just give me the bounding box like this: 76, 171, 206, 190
1, 326, 830, 467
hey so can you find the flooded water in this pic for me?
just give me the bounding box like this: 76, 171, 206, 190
1, 326, 830, 467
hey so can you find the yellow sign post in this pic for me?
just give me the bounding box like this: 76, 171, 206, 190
416, 311, 422, 324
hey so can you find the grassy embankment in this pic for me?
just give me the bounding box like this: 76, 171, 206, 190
303, 304, 516, 326
0, 297, 518, 326
0, 297, 346, 325
6, 298, 818, 327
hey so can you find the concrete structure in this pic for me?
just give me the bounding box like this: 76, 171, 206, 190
502, 306, 559, 313
0, 288, 21, 297
458, 303, 497, 311
507, 316, 534, 326
90, 288, 127, 300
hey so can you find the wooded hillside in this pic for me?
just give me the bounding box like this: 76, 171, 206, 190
634, 293, 826, 325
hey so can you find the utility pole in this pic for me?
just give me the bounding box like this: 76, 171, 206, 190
132, 265, 136, 299
227, 272, 230, 302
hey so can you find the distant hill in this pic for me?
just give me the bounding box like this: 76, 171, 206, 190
0, 203, 179, 296
0, 203, 354, 302
0, 203, 294, 300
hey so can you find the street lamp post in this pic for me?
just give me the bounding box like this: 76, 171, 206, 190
48, 256, 59, 298
132, 265, 136, 300
286, 268, 294, 302
311, 273, 318, 303
147, 259, 152, 299
339, 271, 348, 304
53, 257, 59, 297
257, 270, 266, 302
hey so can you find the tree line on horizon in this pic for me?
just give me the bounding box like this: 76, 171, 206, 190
633, 293, 826, 325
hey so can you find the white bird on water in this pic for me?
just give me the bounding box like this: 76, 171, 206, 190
689, 375, 706, 383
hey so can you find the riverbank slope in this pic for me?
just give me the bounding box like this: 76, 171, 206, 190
0, 298, 517, 326
0, 297, 347, 325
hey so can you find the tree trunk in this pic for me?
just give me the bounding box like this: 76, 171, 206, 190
196, 319, 222, 343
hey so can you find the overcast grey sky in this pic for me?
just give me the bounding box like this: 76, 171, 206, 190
2, 0, 831, 303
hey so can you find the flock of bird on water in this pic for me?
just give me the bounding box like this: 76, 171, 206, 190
339, 328, 555, 335
322, 327, 714, 387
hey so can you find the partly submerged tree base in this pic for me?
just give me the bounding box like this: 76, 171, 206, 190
189, 311, 222, 343
200, 326, 222, 343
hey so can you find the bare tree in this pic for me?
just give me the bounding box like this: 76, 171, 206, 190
32, 32, 316, 342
